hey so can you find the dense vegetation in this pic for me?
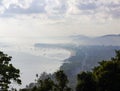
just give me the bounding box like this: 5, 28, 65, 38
76, 50, 120, 91
0, 51, 21, 91
20, 50, 120, 91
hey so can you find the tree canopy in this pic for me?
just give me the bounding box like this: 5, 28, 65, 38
76, 72, 96, 91
93, 50, 120, 91
76, 50, 120, 91
54, 70, 71, 91
0, 51, 21, 90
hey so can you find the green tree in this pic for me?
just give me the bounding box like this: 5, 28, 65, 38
76, 72, 96, 91
111, 50, 120, 61
0, 51, 21, 90
93, 50, 120, 91
19, 88, 29, 91
54, 70, 71, 91
76, 50, 120, 91
36, 77, 54, 91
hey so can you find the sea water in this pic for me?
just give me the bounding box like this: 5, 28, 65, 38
0, 36, 71, 89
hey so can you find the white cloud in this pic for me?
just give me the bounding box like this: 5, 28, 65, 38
0, 0, 119, 21
0, 0, 119, 42
45, 0, 67, 15
1, 1, 120, 36
18, 0, 33, 9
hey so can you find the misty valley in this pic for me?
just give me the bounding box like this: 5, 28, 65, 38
0, 34, 120, 91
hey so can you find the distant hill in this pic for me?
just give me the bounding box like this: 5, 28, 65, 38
34, 34, 120, 49
70, 34, 120, 46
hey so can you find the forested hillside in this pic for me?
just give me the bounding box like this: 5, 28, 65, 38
60, 46, 120, 89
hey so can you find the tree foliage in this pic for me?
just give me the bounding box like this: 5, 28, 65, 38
76, 72, 96, 91
22, 70, 72, 91
93, 50, 120, 91
0, 51, 21, 90
54, 70, 71, 91
35, 77, 54, 91
76, 50, 120, 91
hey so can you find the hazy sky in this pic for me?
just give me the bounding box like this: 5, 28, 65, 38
0, 0, 120, 38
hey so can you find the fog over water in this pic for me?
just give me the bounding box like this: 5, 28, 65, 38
0, 36, 71, 88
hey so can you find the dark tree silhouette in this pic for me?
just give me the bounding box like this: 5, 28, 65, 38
93, 50, 120, 91
76, 72, 96, 91
0, 51, 21, 90
76, 50, 120, 91
36, 77, 54, 91
54, 70, 71, 91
